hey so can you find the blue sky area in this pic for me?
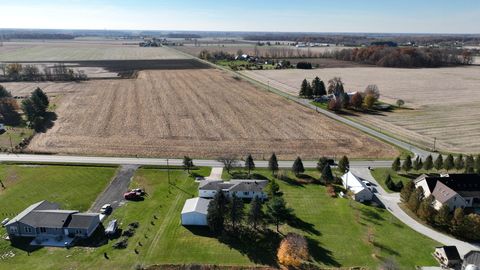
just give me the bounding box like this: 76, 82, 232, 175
0, 0, 478, 33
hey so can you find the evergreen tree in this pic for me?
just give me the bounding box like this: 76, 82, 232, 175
338, 156, 349, 173
245, 154, 255, 177
435, 205, 451, 229
248, 196, 264, 230
465, 155, 475, 173
413, 157, 423, 171
385, 175, 395, 191
400, 181, 415, 203
312, 76, 326, 97
395, 181, 404, 192
31, 87, 49, 114
299, 79, 308, 97
451, 208, 465, 237
207, 191, 228, 233
182, 156, 194, 174
317, 157, 329, 173
266, 179, 280, 198
228, 193, 244, 231
267, 196, 292, 233
423, 155, 434, 171
434, 154, 444, 171
444, 154, 454, 172
407, 187, 424, 213
454, 154, 465, 171
402, 155, 413, 172
305, 83, 313, 99
391, 157, 401, 172
322, 165, 334, 184
417, 196, 436, 224
475, 155, 480, 174
268, 153, 279, 176
292, 157, 305, 176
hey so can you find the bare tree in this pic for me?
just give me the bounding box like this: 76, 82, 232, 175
217, 155, 239, 175
364, 84, 380, 100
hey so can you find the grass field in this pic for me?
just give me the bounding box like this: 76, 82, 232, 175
2, 69, 397, 159
0, 40, 188, 61
370, 168, 415, 193
0, 127, 34, 151
242, 66, 480, 154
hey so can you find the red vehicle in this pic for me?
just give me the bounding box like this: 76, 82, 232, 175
123, 191, 140, 200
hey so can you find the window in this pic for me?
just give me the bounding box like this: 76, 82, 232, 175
40, 227, 47, 233
9, 226, 18, 233
24, 227, 32, 233
244, 192, 249, 195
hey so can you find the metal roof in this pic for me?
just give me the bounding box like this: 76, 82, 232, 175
181, 197, 210, 215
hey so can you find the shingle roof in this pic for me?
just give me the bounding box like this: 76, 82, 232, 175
21, 210, 77, 228
5, 200, 60, 226
65, 213, 99, 229
181, 197, 210, 215
199, 179, 268, 193
464, 250, 480, 265
416, 174, 480, 192
432, 182, 458, 204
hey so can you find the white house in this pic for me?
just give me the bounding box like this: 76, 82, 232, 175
181, 197, 210, 226
341, 172, 373, 202
198, 180, 268, 200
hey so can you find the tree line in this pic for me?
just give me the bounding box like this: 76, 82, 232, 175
391, 154, 480, 174
322, 46, 474, 68
0, 63, 87, 82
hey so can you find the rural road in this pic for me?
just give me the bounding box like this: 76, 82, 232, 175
0, 153, 392, 168
170, 47, 434, 159
350, 167, 479, 257
89, 164, 139, 212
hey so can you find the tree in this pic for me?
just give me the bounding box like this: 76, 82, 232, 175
454, 154, 465, 171
182, 156, 194, 174
217, 155, 239, 175
423, 155, 434, 171
21, 88, 49, 130
327, 77, 344, 95
277, 233, 309, 268
248, 196, 264, 230
267, 196, 292, 233
434, 154, 444, 171
475, 154, 480, 174
408, 187, 424, 213
299, 79, 310, 98
292, 157, 304, 176
266, 179, 280, 198
0, 85, 12, 98
385, 175, 395, 191
31, 87, 49, 113
338, 156, 349, 173
327, 99, 342, 111
413, 157, 423, 171
245, 154, 255, 177
268, 153, 279, 176
400, 181, 415, 203
391, 157, 401, 172
317, 157, 329, 173
451, 208, 465, 237
312, 76, 326, 97
322, 165, 334, 184
465, 155, 475, 173
435, 205, 451, 229
444, 154, 454, 172
228, 193, 244, 231
417, 196, 436, 224
396, 99, 405, 107
364, 94, 376, 110
395, 181, 404, 192
5, 63, 23, 80
364, 84, 380, 100
402, 155, 412, 172
350, 92, 363, 109
207, 191, 228, 233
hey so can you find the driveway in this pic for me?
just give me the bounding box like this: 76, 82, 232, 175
206, 167, 223, 180
89, 164, 139, 212
350, 167, 479, 257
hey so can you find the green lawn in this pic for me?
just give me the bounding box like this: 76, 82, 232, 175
0, 127, 34, 151
370, 168, 415, 193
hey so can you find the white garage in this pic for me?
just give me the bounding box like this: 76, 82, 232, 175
181, 197, 210, 226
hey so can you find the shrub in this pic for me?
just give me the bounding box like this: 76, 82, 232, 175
296, 62, 312, 69
277, 233, 309, 268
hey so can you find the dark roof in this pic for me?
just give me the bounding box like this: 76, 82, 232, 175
65, 213, 99, 229
416, 174, 480, 193
21, 210, 77, 228
438, 246, 461, 260
199, 180, 268, 193
432, 182, 458, 204
464, 250, 480, 265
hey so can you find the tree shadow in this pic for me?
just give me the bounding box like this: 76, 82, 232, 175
373, 241, 400, 256
35, 112, 57, 133
287, 215, 321, 236
278, 175, 305, 187
359, 207, 385, 226
306, 237, 341, 267
229, 171, 269, 181
9, 237, 43, 253
74, 224, 109, 247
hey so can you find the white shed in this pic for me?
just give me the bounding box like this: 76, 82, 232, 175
341, 172, 373, 202
181, 197, 210, 226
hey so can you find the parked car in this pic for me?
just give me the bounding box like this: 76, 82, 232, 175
362, 181, 373, 190
105, 219, 118, 235
132, 188, 145, 196
100, 204, 112, 215
124, 191, 141, 200
195, 176, 205, 181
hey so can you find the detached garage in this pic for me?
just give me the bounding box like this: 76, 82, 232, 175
181, 197, 210, 226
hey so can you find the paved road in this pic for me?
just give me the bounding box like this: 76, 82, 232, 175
351, 167, 479, 257
0, 153, 391, 168
89, 164, 139, 212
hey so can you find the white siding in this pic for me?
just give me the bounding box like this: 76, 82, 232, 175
181, 212, 207, 226
415, 180, 432, 197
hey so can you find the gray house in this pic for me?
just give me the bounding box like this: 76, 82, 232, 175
199, 179, 268, 200
5, 201, 100, 247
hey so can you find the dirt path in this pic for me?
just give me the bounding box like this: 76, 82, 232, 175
89, 165, 139, 212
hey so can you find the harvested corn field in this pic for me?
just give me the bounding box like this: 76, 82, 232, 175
8, 69, 397, 159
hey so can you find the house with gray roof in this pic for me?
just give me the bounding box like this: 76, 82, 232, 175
414, 174, 480, 211
181, 197, 210, 226
463, 250, 480, 269
5, 201, 100, 247
198, 179, 268, 200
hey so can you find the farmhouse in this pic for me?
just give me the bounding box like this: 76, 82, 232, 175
5, 201, 100, 247
463, 250, 480, 269
414, 174, 480, 211
181, 197, 210, 226
341, 171, 373, 202
199, 179, 268, 200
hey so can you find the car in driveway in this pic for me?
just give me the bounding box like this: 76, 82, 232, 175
100, 204, 112, 215
362, 180, 373, 191
124, 191, 141, 200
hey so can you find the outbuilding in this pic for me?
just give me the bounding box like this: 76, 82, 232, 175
341, 171, 373, 202
181, 197, 210, 226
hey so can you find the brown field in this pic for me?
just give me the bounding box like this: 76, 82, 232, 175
242, 67, 480, 153
0, 40, 188, 61
3, 69, 397, 159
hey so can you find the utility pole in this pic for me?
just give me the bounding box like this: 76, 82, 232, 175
433, 137, 437, 152
167, 158, 171, 184
9, 133, 13, 152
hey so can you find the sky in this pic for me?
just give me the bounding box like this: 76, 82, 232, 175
0, 0, 479, 34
